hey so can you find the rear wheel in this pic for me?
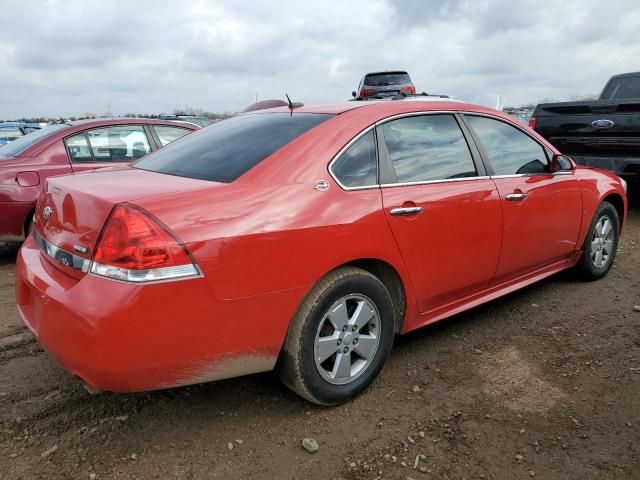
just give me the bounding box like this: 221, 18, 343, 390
277, 267, 395, 406
574, 201, 620, 280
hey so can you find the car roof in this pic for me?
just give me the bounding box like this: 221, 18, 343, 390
67, 117, 198, 128
245, 99, 495, 117
609, 72, 640, 79
365, 71, 409, 76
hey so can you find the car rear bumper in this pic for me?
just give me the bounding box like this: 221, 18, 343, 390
15, 236, 303, 392
0, 201, 33, 241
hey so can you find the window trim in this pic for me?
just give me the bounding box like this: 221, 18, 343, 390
327, 110, 572, 193
459, 112, 572, 178
328, 124, 380, 191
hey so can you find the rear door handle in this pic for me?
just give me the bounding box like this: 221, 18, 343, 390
505, 193, 527, 201
390, 206, 423, 216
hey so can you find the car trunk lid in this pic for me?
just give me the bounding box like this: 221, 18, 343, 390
35, 166, 217, 276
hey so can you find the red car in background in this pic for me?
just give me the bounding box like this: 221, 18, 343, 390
0, 118, 197, 242
15, 100, 627, 405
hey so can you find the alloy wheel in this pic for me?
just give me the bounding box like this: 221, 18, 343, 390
591, 215, 614, 269
314, 294, 380, 385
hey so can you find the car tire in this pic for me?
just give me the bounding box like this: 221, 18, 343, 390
574, 201, 620, 281
277, 267, 395, 406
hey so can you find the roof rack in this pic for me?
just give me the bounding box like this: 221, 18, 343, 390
351, 92, 450, 102
391, 92, 449, 100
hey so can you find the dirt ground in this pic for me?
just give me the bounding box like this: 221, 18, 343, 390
0, 206, 638, 480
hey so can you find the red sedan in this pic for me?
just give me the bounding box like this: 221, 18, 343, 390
15, 100, 627, 405
0, 118, 197, 242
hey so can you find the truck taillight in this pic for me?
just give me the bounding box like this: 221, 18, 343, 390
90, 204, 199, 282
528, 117, 536, 130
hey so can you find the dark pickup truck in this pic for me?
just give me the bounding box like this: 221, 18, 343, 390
530, 72, 640, 186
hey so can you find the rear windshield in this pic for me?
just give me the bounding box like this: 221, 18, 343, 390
0, 128, 23, 142
601, 76, 640, 100
0, 124, 68, 157
365, 72, 411, 86
134, 113, 331, 182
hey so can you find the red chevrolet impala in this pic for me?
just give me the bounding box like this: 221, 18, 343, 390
15, 100, 627, 405
0, 118, 197, 242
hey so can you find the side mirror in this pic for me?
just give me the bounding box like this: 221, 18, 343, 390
352, 91, 357, 98
551, 154, 574, 172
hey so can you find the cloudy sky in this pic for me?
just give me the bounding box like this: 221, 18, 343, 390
0, 0, 639, 118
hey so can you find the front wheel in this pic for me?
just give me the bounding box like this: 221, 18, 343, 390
277, 267, 395, 406
574, 201, 620, 280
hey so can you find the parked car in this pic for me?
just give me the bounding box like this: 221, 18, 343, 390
529, 72, 640, 186
0, 122, 41, 146
352, 71, 416, 99
16, 100, 627, 405
0, 118, 197, 242
159, 115, 212, 127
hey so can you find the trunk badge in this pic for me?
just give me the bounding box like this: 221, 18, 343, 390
74, 245, 89, 254
42, 206, 53, 220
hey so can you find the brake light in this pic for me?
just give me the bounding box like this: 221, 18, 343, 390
90, 204, 199, 282
359, 88, 377, 98
528, 117, 536, 130
400, 86, 416, 94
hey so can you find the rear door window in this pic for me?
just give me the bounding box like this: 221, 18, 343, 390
381, 114, 477, 183
153, 125, 192, 146
465, 116, 549, 175
64, 133, 93, 162
85, 125, 151, 162
135, 113, 331, 182
331, 130, 377, 188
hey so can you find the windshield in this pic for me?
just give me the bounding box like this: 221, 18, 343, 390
0, 124, 69, 157
134, 113, 332, 182
601, 76, 640, 100
365, 72, 411, 86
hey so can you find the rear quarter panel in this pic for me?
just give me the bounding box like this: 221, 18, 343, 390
0, 141, 71, 239
136, 182, 410, 302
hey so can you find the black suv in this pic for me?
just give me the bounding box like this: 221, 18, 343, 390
352, 71, 416, 100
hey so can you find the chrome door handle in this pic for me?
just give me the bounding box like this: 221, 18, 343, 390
390, 206, 423, 216
505, 193, 527, 201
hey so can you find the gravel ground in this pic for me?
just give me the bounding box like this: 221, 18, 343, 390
0, 204, 638, 480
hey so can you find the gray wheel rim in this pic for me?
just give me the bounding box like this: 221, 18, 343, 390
591, 215, 614, 269
313, 294, 380, 386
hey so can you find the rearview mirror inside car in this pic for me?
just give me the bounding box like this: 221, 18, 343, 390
551, 154, 574, 172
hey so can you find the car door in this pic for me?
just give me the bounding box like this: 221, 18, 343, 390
66, 125, 153, 173
378, 113, 503, 313
462, 114, 583, 284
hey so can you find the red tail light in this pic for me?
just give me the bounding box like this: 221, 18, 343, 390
91, 204, 199, 282
528, 117, 536, 130
400, 86, 416, 94
359, 88, 377, 98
